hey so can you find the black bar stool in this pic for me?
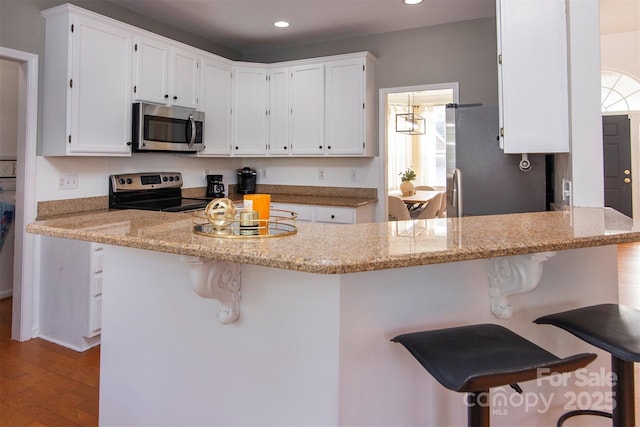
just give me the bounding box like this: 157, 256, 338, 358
391, 324, 596, 427
535, 303, 640, 427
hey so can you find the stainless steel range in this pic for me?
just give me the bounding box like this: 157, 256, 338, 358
109, 172, 209, 212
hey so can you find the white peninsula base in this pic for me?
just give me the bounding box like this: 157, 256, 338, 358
100, 244, 618, 426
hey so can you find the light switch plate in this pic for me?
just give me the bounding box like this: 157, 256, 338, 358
0, 160, 16, 178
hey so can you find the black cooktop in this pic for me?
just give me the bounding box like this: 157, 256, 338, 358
111, 197, 210, 213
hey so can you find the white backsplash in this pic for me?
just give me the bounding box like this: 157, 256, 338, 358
36, 155, 380, 202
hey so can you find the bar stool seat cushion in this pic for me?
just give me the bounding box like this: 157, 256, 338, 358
535, 303, 640, 363
392, 324, 596, 393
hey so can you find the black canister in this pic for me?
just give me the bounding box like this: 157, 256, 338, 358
236, 167, 257, 194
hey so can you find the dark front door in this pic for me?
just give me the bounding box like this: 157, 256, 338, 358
603, 115, 632, 217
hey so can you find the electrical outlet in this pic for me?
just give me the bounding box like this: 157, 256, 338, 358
58, 174, 78, 190
0, 160, 16, 177
562, 179, 572, 203
350, 169, 357, 182
318, 169, 325, 180
262, 168, 268, 179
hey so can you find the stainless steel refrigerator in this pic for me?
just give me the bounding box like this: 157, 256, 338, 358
445, 104, 547, 217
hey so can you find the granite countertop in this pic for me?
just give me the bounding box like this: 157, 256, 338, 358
26, 207, 640, 274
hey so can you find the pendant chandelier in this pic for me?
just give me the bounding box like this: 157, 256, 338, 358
395, 93, 425, 135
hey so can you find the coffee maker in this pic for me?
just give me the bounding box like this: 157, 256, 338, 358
236, 167, 257, 194
206, 174, 225, 198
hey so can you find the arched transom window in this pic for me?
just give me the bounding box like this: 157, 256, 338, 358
601, 70, 640, 112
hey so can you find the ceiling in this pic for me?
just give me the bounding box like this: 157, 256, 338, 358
111, 0, 496, 53
111, 0, 638, 54
600, 0, 640, 35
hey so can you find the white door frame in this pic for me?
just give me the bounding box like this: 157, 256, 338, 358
377, 83, 459, 222
1, 46, 39, 341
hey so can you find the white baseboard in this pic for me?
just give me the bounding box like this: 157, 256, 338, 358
37, 333, 101, 352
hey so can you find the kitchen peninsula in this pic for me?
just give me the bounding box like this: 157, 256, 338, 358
27, 208, 640, 426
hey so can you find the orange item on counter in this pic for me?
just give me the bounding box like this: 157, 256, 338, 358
243, 194, 270, 234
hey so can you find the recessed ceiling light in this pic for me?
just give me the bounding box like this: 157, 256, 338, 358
274, 21, 290, 28
403, 0, 424, 4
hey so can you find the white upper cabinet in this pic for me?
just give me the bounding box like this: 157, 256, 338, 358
198, 55, 232, 156
131, 35, 167, 106
170, 46, 200, 109
325, 55, 376, 156
496, 0, 569, 154
232, 66, 269, 155
133, 34, 200, 109
42, 5, 133, 156
41, 4, 377, 158
268, 67, 290, 155
290, 63, 325, 155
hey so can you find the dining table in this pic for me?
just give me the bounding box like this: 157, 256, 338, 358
388, 189, 443, 206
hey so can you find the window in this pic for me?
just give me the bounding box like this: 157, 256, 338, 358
601, 70, 640, 112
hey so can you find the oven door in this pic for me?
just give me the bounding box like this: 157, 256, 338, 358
133, 102, 204, 152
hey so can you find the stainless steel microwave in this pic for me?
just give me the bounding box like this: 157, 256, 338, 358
132, 102, 204, 152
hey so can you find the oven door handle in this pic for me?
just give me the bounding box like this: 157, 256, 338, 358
186, 114, 196, 149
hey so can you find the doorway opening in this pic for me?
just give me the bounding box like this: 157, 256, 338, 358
601, 70, 640, 219
378, 83, 458, 220
0, 46, 39, 342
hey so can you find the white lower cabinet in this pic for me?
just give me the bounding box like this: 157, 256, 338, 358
315, 206, 356, 224
272, 203, 375, 224
39, 237, 102, 351
273, 203, 315, 223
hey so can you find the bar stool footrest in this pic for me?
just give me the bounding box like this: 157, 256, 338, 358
557, 409, 612, 427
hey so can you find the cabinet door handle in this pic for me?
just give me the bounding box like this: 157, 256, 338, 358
164, 94, 169, 99
318, 145, 323, 149
173, 96, 178, 100
330, 214, 335, 219
327, 145, 332, 150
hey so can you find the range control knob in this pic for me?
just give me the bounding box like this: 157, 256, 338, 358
168, 176, 174, 181
163, 176, 168, 182
126, 178, 133, 184
174, 175, 180, 181
119, 178, 126, 185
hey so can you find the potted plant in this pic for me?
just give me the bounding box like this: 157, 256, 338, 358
399, 167, 416, 196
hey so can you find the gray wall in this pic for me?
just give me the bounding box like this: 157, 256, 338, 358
244, 17, 499, 106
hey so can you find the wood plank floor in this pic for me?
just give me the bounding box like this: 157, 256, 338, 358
1, 243, 639, 426
0, 297, 100, 426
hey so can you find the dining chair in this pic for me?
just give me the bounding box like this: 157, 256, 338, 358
415, 185, 435, 191
388, 196, 411, 221
416, 192, 443, 219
